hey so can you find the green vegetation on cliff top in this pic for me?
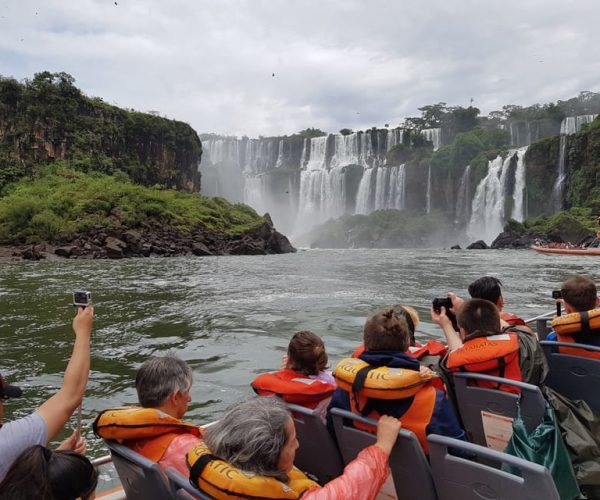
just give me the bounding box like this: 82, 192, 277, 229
0, 163, 263, 244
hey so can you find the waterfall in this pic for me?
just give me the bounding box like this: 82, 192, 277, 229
355, 168, 374, 214
331, 133, 360, 167
426, 165, 432, 213
297, 167, 346, 226
422, 128, 441, 151
386, 128, 404, 151
274, 139, 284, 169
371, 164, 406, 211
467, 154, 514, 244
305, 136, 328, 171
243, 176, 267, 214
454, 165, 471, 224
299, 138, 308, 169
511, 146, 528, 222
202, 138, 240, 166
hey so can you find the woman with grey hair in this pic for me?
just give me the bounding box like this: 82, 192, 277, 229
188, 396, 400, 499
94, 354, 202, 476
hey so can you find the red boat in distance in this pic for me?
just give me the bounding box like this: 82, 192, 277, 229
531, 245, 600, 256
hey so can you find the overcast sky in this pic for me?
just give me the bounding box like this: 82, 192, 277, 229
1, 0, 599, 137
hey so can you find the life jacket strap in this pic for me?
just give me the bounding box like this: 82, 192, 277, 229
189, 453, 220, 484
352, 365, 376, 414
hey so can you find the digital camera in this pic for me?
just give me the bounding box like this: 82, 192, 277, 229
432, 297, 453, 313
73, 291, 92, 308
551, 290, 562, 299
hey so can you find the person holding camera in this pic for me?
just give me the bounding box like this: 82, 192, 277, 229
0, 306, 93, 481
547, 276, 600, 359
432, 297, 547, 393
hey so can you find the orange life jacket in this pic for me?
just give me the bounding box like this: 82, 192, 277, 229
93, 406, 202, 462
251, 369, 336, 407
500, 311, 527, 327
446, 333, 522, 394
333, 357, 437, 452
350, 384, 437, 453
551, 309, 600, 359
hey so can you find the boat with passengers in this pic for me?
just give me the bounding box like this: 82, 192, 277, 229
90, 312, 600, 500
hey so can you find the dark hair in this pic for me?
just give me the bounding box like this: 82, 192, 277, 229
561, 276, 598, 311
457, 299, 501, 339
0, 445, 98, 500
287, 331, 328, 376
363, 307, 410, 352
468, 276, 503, 305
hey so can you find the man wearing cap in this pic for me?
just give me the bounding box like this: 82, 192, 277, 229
0, 306, 94, 480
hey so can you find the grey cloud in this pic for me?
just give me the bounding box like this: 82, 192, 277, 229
0, 0, 599, 137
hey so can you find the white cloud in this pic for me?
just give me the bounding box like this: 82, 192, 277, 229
1, 0, 599, 137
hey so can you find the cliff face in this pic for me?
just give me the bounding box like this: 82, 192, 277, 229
0, 72, 202, 192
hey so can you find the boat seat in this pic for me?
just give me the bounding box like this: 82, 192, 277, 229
165, 467, 211, 500
330, 407, 437, 500
287, 403, 344, 484
541, 340, 600, 412
453, 372, 546, 447
428, 434, 560, 500
104, 440, 176, 500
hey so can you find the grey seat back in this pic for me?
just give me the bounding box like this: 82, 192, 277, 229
541, 340, 600, 412
330, 407, 437, 500
105, 440, 175, 500
453, 372, 545, 446
287, 403, 344, 484
165, 467, 212, 500
428, 434, 560, 500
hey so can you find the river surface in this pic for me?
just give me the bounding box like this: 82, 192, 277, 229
1, 248, 597, 457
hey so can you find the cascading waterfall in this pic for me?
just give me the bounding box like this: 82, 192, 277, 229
386, 128, 404, 151
372, 165, 406, 211
467, 154, 514, 244
511, 147, 528, 222
355, 168, 374, 214
422, 128, 441, 151
426, 165, 432, 213
454, 165, 471, 224
331, 133, 361, 167
243, 176, 267, 215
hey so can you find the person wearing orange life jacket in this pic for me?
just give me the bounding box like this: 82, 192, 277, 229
187, 396, 401, 500
251, 331, 336, 418
95, 355, 202, 476
327, 307, 465, 454
433, 297, 547, 394
547, 276, 600, 359
468, 276, 534, 333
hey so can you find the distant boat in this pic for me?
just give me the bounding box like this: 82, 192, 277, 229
531, 245, 600, 256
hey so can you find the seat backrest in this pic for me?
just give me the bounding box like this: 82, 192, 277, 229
330, 407, 437, 500
287, 403, 344, 484
541, 340, 600, 412
165, 467, 212, 500
428, 434, 560, 500
105, 440, 175, 500
453, 372, 545, 447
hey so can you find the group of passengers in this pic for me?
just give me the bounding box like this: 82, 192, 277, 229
0, 275, 599, 499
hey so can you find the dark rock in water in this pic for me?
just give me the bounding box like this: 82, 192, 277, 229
450, 244, 461, 250
21, 244, 46, 260
227, 236, 266, 255
266, 231, 296, 254
105, 236, 127, 259
491, 231, 555, 249
467, 240, 488, 250
55, 245, 77, 258
192, 242, 213, 256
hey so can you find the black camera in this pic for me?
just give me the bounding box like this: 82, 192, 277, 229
432, 297, 459, 332
552, 290, 562, 299
432, 297, 453, 313
73, 291, 92, 308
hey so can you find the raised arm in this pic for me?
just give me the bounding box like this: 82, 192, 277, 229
37, 307, 93, 441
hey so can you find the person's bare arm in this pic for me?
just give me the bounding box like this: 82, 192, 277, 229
431, 305, 463, 352
38, 307, 93, 441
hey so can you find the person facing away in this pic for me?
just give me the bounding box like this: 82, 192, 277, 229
468, 276, 532, 332
0, 445, 97, 500
547, 276, 600, 359
0, 306, 93, 482
327, 307, 466, 454
187, 396, 401, 500
433, 298, 547, 393
94, 355, 202, 476
251, 331, 336, 417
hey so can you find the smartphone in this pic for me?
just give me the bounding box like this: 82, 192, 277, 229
73, 291, 92, 308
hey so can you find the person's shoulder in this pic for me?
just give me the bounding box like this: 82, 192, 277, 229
1, 412, 46, 433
